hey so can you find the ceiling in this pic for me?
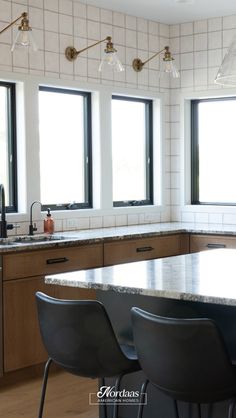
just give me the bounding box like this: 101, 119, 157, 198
78, 0, 236, 24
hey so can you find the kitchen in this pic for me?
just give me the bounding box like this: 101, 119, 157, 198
1, 0, 236, 417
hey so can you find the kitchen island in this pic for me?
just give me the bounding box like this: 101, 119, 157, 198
46, 249, 236, 418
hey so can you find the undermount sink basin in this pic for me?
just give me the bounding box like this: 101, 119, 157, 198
0, 235, 69, 246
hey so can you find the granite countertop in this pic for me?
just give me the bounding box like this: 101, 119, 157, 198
2, 221, 236, 253
45, 249, 236, 307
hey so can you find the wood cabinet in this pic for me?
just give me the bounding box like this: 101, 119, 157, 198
2, 244, 102, 372
2, 234, 190, 373
4, 277, 53, 372
4, 278, 97, 372
104, 234, 189, 266
3, 244, 103, 281
190, 234, 236, 253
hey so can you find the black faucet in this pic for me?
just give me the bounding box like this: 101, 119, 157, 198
29, 201, 42, 236
0, 184, 14, 238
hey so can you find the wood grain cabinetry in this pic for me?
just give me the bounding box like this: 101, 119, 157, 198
4, 279, 97, 372
190, 234, 236, 253
3, 244, 103, 281
2, 234, 190, 373
2, 244, 102, 372
4, 277, 53, 372
104, 234, 189, 266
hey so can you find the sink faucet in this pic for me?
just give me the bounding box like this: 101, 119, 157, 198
29, 201, 42, 236
0, 184, 14, 238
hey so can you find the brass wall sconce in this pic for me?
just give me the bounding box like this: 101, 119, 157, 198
132, 46, 179, 78
0, 12, 38, 52
65, 36, 124, 72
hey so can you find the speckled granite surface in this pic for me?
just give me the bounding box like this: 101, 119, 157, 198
45, 249, 236, 306
2, 221, 236, 253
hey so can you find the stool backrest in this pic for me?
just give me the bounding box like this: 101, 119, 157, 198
131, 307, 236, 403
36, 292, 131, 378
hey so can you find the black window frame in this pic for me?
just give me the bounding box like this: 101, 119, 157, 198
112, 95, 153, 207
39, 86, 92, 211
191, 96, 236, 206
0, 81, 17, 213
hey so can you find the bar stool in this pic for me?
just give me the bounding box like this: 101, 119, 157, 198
131, 307, 236, 418
35, 292, 141, 418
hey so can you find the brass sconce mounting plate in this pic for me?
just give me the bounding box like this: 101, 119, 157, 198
65, 46, 78, 62
132, 58, 144, 72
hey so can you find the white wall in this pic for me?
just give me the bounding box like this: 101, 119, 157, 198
0, 0, 172, 233
2, 1, 236, 232
169, 15, 236, 226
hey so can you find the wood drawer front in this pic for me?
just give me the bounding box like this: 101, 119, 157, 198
104, 234, 189, 266
3, 244, 103, 280
190, 235, 236, 253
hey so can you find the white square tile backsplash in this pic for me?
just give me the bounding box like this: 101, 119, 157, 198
181, 35, 194, 53
194, 51, 207, 68
208, 31, 222, 49
170, 13, 236, 227
194, 20, 207, 34
44, 10, 59, 32
45, 0, 59, 13
1, 1, 236, 231
73, 1, 86, 18
181, 22, 193, 36
208, 17, 222, 32
194, 33, 207, 51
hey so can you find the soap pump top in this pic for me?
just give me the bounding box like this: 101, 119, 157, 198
44, 208, 54, 234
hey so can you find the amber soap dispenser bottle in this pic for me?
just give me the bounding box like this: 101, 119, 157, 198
44, 208, 54, 234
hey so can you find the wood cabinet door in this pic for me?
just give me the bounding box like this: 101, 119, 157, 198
3, 277, 55, 372
3, 279, 96, 373
3, 243, 103, 373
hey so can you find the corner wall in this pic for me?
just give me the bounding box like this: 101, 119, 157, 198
169, 16, 236, 226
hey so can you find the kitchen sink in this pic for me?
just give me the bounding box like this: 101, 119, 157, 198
0, 235, 70, 246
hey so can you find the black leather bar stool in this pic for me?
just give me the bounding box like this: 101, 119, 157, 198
35, 292, 140, 418
131, 307, 236, 418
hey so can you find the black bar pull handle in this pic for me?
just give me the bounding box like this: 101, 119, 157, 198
206, 243, 226, 249
136, 246, 154, 253
46, 257, 69, 264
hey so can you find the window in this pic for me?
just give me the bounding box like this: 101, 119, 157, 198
0, 82, 17, 212
39, 87, 92, 210
112, 96, 153, 207
191, 97, 236, 205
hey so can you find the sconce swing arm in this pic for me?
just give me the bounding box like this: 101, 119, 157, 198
132, 46, 173, 72
65, 36, 115, 61
0, 12, 30, 35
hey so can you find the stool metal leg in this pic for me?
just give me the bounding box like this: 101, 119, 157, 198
197, 403, 202, 418
101, 378, 108, 418
137, 379, 149, 418
207, 403, 213, 418
112, 373, 124, 418
173, 400, 179, 418
228, 398, 236, 418
38, 358, 52, 418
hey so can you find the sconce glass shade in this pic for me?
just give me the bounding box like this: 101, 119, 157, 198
98, 51, 124, 72
163, 59, 180, 78
215, 35, 236, 86
11, 27, 38, 52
